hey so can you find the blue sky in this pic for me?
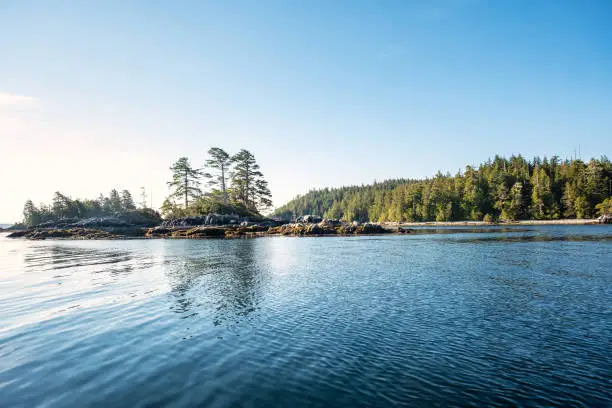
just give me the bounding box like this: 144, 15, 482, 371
1, 0, 611, 221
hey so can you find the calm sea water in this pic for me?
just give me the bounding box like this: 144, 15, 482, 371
1, 226, 611, 408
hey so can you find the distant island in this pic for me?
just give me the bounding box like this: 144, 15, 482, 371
3, 153, 612, 240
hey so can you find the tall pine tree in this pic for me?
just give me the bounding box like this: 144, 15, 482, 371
230, 149, 272, 212
167, 157, 205, 208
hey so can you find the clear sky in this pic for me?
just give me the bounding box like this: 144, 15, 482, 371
1, 0, 611, 222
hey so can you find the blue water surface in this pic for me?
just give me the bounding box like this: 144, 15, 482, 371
1, 226, 611, 407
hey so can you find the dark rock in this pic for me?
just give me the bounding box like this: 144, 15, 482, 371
357, 223, 387, 234
181, 227, 226, 238
147, 226, 172, 237
31, 209, 162, 229
268, 221, 390, 236
7, 230, 28, 238
319, 218, 342, 227
161, 213, 243, 228
161, 216, 207, 228
296, 215, 322, 224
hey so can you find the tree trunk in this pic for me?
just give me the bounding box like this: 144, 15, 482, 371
221, 165, 227, 205
184, 171, 189, 208
245, 165, 250, 209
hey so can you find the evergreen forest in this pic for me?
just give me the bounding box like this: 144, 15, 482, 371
274, 156, 612, 222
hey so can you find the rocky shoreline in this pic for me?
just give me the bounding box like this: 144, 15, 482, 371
4, 222, 391, 240
3, 212, 392, 240
3, 212, 610, 241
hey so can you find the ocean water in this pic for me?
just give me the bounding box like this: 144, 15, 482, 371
1, 226, 611, 407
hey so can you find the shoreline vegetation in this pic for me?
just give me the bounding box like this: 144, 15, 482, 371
4, 153, 612, 240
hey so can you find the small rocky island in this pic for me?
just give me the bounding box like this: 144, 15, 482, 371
4, 211, 391, 240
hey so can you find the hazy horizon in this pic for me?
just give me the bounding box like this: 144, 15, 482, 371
2, 0, 611, 222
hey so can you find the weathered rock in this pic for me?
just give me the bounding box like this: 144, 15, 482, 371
296, 215, 323, 224
598, 214, 612, 224
147, 226, 172, 237
319, 218, 342, 227
224, 225, 269, 238
357, 223, 387, 234
175, 227, 227, 238
161, 213, 245, 228
31, 209, 162, 229
267, 221, 390, 236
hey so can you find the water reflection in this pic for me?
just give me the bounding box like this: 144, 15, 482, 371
211, 240, 266, 326
163, 240, 269, 327
23, 244, 133, 275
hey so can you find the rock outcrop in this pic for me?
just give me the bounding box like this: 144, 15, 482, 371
160, 213, 247, 228
267, 221, 390, 236
7, 211, 391, 240
147, 224, 270, 239
296, 215, 323, 224
598, 214, 612, 224
30, 209, 162, 229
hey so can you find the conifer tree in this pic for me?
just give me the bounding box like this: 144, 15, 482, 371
205, 147, 232, 205
230, 149, 272, 211
121, 190, 136, 211
167, 157, 205, 208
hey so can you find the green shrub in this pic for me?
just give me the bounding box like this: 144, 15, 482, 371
483, 214, 495, 223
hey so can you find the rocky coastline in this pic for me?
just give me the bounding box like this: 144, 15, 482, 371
3, 212, 392, 240
3, 212, 610, 241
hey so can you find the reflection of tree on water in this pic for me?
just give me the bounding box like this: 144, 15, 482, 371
211, 239, 266, 326
165, 240, 268, 326
165, 252, 225, 316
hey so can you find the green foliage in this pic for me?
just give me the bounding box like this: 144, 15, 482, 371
21, 189, 141, 226
139, 187, 148, 209
595, 197, 612, 216
167, 157, 205, 208
205, 147, 232, 205
160, 196, 262, 220
230, 149, 273, 212
121, 190, 136, 211
108, 189, 123, 213
193, 198, 261, 219
163, 149, 273, 218
482, 214, 495, 223
274, 155, 612, 222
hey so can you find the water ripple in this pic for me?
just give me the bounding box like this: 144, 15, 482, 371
0, 227, 611, 407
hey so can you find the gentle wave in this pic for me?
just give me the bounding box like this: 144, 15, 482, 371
0, 226, 611, 407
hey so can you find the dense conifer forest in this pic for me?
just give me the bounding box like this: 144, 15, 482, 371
274, 156, 612, 222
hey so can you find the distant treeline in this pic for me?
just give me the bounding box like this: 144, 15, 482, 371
22, 189, 137, 226
274, 156, 612, 222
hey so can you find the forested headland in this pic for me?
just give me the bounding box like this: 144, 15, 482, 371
19, 148, 272, 227
274, 155, 612, 223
